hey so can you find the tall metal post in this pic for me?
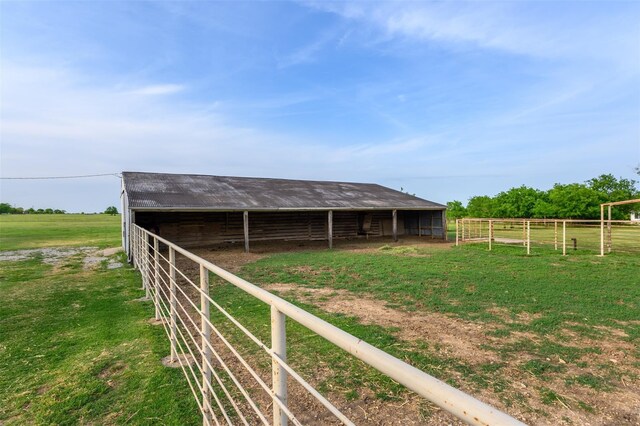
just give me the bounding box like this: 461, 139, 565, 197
144, 233, 151, 299
154, 237, 160, 320
600, 204, 605, 256
200, 265, 212, 425
392, 209, 398, 242
271, 306, 288, 426
488, 220, 493, 251
455, 219, 459, 246
607, 205, 612, 253
170, 247, 178, 361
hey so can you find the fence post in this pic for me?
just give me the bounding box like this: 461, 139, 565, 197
607, 205, 612, 253
600, 204, 605, 256
455, 219, 459, 246
526, 221, 531, 255
170, 247, 178, 361
488, 220, 493, 251
144, 233, 151, 299
271, 306, 288, 426
200, 264, 212, 425
154, 237, 160, 320
522, 220, 526, 247
554, 221, 558, 251
562, 221, 566, 256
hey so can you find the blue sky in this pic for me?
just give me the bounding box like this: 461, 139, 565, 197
1, 1, 639, 212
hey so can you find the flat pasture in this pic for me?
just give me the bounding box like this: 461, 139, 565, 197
1, 214, 638, 425
0, 214, 121, 251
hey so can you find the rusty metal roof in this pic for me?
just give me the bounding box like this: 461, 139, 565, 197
122, 171, 446, 211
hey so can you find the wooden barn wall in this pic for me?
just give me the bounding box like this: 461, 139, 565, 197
134, 209, 443, 248
403, 210, 444, 237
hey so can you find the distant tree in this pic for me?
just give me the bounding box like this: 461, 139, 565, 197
466, 196, 495, 218
104, 206, 119, 215
26, 208, 35, 214
493, 186, 544, 218
36, 209, 44, 214
0, 203, 11, 214
587, 174, 639, 218
546, 183, 604, 219
53, 209, 66, 214
446, 200, 467, 219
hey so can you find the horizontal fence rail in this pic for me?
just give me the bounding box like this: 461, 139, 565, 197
130, 224, 525, 426
455, 218, 640, 256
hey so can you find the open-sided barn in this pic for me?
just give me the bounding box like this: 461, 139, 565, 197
121, 171, 447, 256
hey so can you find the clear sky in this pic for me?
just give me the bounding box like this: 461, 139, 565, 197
1, 1, 639, 212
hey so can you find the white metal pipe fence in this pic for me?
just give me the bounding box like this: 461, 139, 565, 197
131, 224, 525, 426
455, 218, 640, 255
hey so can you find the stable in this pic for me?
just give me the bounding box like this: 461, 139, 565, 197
121, 171, 447, 256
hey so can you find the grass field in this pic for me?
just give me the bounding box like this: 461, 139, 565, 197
0, 215, 199, 424
195, 243, 638, 424
0, 214, 121, 251
1, 215, 638, 425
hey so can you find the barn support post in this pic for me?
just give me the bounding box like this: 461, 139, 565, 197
200, 264, 212, 425
442, 210, 447, 241
526, 221, 531, 255
243, 211, 250, 253
562, 221, 567, 256
599, 204, 605, 256
328, 210, 333, 249
169, 247, 178, 361
392, 209, 398, 242
153, 237, 160, 321
271, 306, 288, 426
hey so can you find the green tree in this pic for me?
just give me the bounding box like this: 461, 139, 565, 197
104, 206, 119, 215
466, 196, 495, 218
493, 186, 544, 218
0, 203, 12, 214
587, 174, 639, 219
547, 183, 604, 219
446, 200, 467, 219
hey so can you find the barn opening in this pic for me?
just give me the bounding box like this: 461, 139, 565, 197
121, 172, 447, 257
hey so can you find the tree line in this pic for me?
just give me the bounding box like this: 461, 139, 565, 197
0, 203, 119, 215
447, 174, 639, 220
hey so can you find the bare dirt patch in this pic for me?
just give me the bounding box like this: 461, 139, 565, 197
260, 283, 640, 426
264, 283, 500, 364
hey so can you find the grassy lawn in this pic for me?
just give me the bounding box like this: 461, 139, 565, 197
2, 214, 638, 424
0, 217, 199, 425
209, 243, 639, 423
0, 214, 121, 251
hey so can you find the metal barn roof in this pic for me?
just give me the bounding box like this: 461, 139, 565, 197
122, 172, 446, 211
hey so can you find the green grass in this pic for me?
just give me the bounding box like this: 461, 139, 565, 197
0, 214, 121, 251
232, 243, 639, 413
3, 215, 638, 422
241, 244, 640, 334
0, 229, 199, 424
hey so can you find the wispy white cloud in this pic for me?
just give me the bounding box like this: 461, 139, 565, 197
308, 1, 640, 70
127, 84, 185, 96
